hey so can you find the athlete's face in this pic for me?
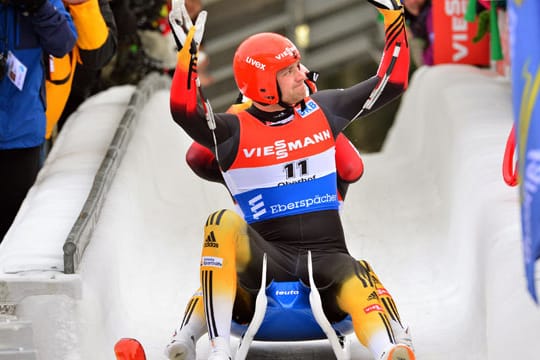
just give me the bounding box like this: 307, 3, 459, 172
276, 61, 308, 106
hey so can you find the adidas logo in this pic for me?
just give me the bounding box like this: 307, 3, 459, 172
204, 231, 219, 248
367, 291, 378, 301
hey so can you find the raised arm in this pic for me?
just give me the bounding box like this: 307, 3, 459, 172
314, 0, 409, 129
373, 0, 409, 89
168, 1, 213, 142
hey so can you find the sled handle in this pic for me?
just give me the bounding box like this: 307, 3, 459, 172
235, 253, 268, 360
308, 251, 351, 360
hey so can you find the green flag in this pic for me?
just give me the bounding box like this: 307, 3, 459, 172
490, 4, 503, 60
465, 0, 478, 22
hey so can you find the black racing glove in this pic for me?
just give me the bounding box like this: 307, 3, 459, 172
14, 0, 47, 14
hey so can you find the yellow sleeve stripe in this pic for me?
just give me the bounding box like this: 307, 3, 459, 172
177, 26, 198, 72
378, 8, 404, 29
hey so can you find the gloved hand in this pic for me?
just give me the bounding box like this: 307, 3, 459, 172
169, 0, 207, 52
368, 0, 404, 29
366, 0, 403, 10
14, 0, 47, 14
169, 0, 207, 89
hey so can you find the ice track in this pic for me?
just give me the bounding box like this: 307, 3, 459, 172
1, 65, 540, 360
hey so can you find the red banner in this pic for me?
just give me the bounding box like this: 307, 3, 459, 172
432, 0, 490, 66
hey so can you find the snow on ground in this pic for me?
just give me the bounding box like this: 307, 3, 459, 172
1, 65, 540, 360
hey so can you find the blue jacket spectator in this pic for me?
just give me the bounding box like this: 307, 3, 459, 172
0, 0, 77, 242
0, 0, 76, 149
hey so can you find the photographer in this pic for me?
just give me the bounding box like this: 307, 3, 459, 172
0, 0, 76, 242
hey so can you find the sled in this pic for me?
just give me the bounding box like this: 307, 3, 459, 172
232, 252, 353, 360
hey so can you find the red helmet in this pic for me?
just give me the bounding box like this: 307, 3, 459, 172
233, 32, 301, 105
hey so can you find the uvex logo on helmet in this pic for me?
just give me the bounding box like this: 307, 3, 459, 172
245, 57, 266, 70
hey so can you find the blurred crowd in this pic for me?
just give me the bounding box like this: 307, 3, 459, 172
402, 0, 507, 68
0, 0, 209, 243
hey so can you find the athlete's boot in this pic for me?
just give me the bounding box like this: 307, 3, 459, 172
390, 319, 413, 350
164, 334, 196, 360
207, 337, 232, 360
380, 344, 415, 360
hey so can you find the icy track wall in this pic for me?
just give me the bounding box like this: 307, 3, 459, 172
341, 65, 540, 359
0, 74, 174, 359
0, 65, 540, 360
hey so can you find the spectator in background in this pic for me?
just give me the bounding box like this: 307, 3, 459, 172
0, 0, 77, 242
105, 0, 173, 86
45, 0, 117, 151
104, 0, 212, 87
402, 0, 433, 67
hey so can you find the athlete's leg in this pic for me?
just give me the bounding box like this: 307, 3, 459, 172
165, 207, 251, 360
370, 266, 413, 349
198, 210, 236, 359
164, 289, 205, 360
200, 210, 262, 359
200, 210, 246, 355
200, 209, 293, 358
166, 209, 291, 359
307, 253, 414, 360
337, 259, 414, 359
164, 284, 259, 359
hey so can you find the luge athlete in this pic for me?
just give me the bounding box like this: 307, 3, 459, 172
168, 1, 414, 359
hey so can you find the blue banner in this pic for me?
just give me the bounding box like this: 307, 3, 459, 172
509, 0, 540, 303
